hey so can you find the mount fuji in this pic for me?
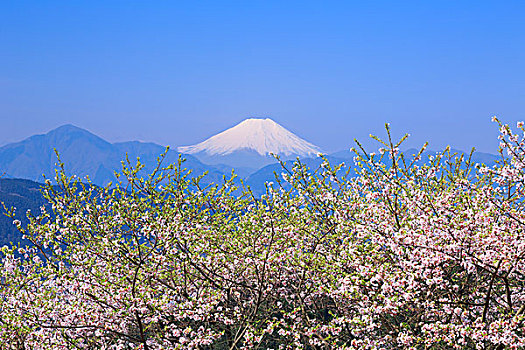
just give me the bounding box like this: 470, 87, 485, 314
178, 118, 322, 170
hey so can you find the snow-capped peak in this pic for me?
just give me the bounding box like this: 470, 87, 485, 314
178, 118, 321, 157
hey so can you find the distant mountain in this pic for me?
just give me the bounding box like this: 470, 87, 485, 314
245, 147, 503, 196
0, 124, 226, 186
331, 147, 502, 167
178, 118, 321, 170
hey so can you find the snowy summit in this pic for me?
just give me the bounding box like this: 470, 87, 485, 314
178, 118, 321, 157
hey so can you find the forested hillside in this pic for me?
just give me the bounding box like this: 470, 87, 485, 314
0, 178, 47, 246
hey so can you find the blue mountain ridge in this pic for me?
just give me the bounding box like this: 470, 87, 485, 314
0, 124, 226, 186
245, 148, 503, 195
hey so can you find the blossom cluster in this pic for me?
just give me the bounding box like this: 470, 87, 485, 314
2, 121, 525, 349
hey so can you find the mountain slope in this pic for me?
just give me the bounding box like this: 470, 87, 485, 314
0, 125, 225, 186
331, 148, 502, 167
0, 178, 48, 246
245, 148, 504, 196
178, 118, 321, 169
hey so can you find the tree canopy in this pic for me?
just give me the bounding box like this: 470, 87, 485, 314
2, 119, 525, 349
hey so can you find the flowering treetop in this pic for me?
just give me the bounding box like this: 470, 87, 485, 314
1, 119, 525, 349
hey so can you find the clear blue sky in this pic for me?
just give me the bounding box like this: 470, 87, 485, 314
1, 1, 524, 153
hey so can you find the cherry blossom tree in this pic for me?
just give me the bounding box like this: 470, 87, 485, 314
2, 119, 525, 349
